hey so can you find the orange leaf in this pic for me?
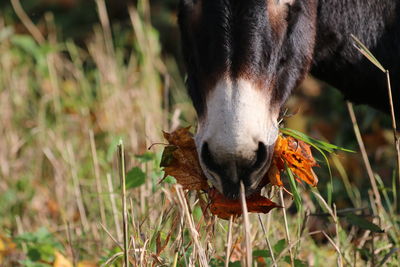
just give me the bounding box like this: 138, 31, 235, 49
270, 135, 319, 187
266, 163, 283, 187
77, 261, 98, 267
53, 252, 73, 267
0, 235, 16, 265
209, 189, 279, 220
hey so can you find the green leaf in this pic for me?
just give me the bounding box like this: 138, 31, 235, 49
160, 146, 177, 167
27, 248, 41, 261
163, 175, 176, 184
253, 249, 271, 258
107, 137, 122, 162
357, 247, 372, 260
126, 167, 146, 189
345, 214, 384, 233
15, 232, 37, 243
38, 244, 56, 262
20, 260, 51, 267
193, 206, 203, 221
284, 256, 308, 267
209, 258, 224, 267
11, 35, 40, 56
135, 152, 156, 163
273, 239, 286, 255
35, 227, 52, 241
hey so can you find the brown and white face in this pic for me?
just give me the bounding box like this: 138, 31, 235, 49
178, 0, 317, 198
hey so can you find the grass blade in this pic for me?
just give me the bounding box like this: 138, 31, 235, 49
280, 128, 355, 153
350, 34, 385, 72
117, 140, 129, 267
285, 166, 302, 211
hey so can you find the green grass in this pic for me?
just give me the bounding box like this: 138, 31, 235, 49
1, 1, 399, 266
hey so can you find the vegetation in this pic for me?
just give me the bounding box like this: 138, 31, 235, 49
0, 0, 399, 266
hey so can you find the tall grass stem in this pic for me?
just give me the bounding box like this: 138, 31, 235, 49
225, 216, 233, 267
385, 71, 400, 195
280, 188, 294, 267
10, 0, 45, 44
240, 182, 252, 267
117, 141, 129, 267
346, 102, 383, 213
107, 173, 123, 242
258, 214, 277, 267
89, 130, 107, 227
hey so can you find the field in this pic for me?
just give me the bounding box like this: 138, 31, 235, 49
0, 1, 399, 266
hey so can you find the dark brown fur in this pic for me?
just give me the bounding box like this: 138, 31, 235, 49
179, 0, 400, 120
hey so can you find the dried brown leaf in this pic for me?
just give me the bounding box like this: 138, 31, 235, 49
209, 189, 279, 220
162, 127, 209, 191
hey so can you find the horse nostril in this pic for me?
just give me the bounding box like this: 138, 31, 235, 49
200, 141, 269, 176
201, 142, 219, 172
253, 142, 267, 170
200, 141, 273, 199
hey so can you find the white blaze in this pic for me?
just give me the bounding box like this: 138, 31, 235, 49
195, 78, 279, 191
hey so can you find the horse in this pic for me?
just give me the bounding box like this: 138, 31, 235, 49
177, 0, 400, 198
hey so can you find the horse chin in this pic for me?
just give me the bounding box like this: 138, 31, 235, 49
196, 139, 276, 199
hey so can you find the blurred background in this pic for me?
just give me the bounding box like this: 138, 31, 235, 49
0, 0, 398, 266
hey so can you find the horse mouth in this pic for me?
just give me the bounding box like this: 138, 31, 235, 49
198, 143, 275, 199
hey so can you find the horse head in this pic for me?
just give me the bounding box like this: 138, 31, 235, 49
178, 0, 317, 198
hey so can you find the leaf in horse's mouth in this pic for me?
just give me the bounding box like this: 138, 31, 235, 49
158, 127, 319, 220
160, 127, 209, 191
268, 135, 319, 188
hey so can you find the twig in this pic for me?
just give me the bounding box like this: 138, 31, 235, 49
385, 71, 400, 194
66, 221, 77, 266
322, 231, 344, 264
240, 182, 252, 267
378, 247, 399, 267
10, 0, 45, 44
139, 239, 149, 267
266, 186, 275, 234
280, 188, 294, 267
100, 222, 123, 250
95, 0, 115, 57
118, 141, 129, 267
175, 185, 208, 267
101, 252, 124, 267
225, 216, 233, 267
351, 34, 399, 209
89, 130, 107, 227
129, 198, 138, 265
314, 189, 345, 265
346, 102, 383, 212
333, 205, 343, 267
275, 230, 322, 262
67, 143, 89, 232
172, 252, 179, 267
258, 214, 277, 267
107, 173, 123, 242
